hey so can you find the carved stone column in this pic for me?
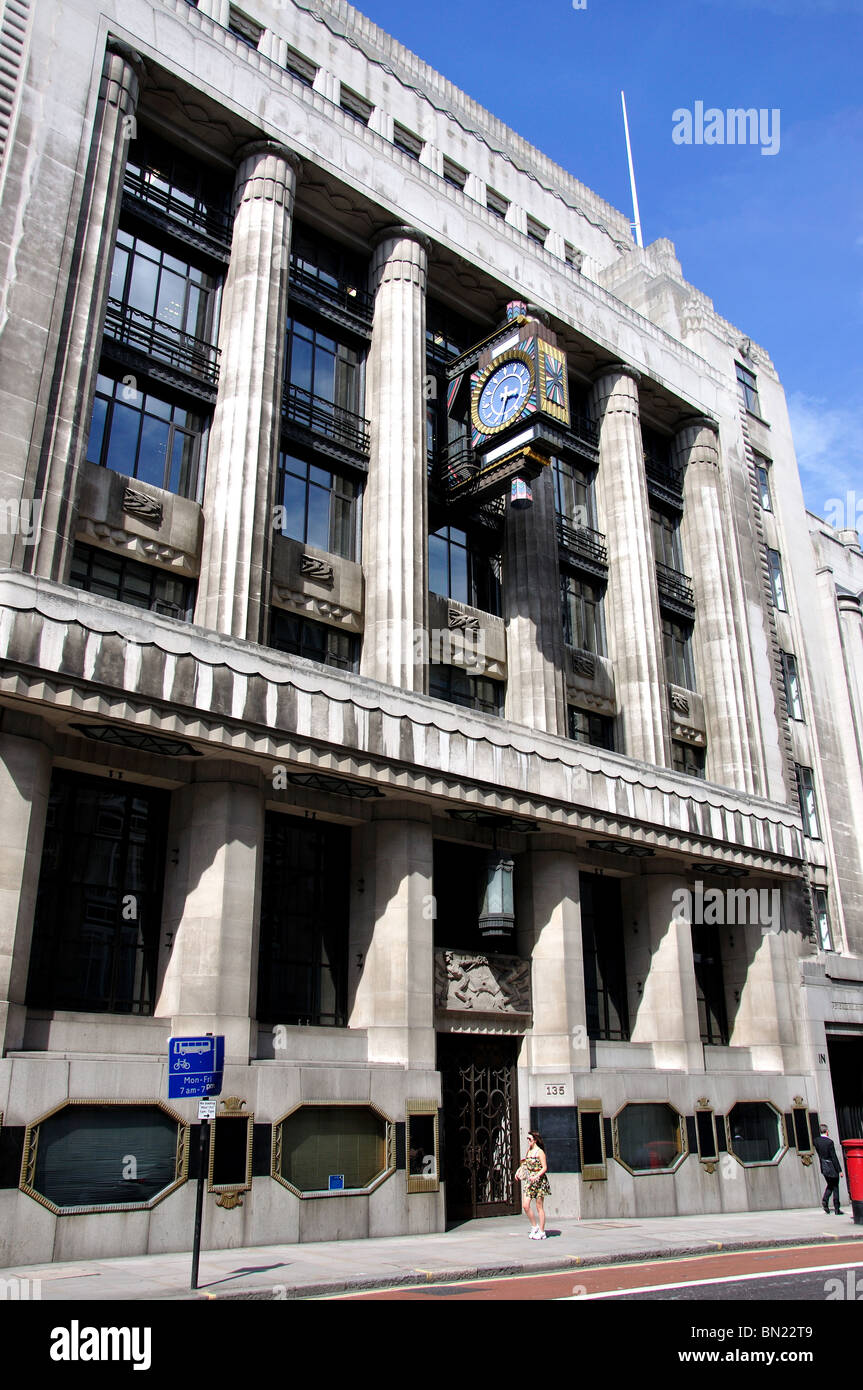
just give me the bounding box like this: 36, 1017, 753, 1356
157, 764, 264, 1062
837, 592, 863, 769
195, 143, 299, 642
26, 40, 143, 580
360, 227, 429, 691
625, 875, 704, 1071
503, 466, 568, 734
590, 366, 667, 764
349, 802, 434, 1068
518, 842, 589, 1072
0, 716, 53, 1054
676, 419, 758, 794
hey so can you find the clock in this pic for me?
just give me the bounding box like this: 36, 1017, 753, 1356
475, 354, 534, 433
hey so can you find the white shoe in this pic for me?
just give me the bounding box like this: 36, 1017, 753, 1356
534, 1230, 547, 1239
528, 1227, 538, 1237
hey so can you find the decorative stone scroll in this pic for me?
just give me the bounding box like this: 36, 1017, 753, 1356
434, 949, 531, 1016
299, 554, 335, 585
122, 487, 163, 526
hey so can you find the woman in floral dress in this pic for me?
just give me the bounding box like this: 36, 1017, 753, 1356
516, 1130, 551, 1239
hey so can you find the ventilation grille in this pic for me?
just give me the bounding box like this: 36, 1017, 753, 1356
0, 0, 30, 174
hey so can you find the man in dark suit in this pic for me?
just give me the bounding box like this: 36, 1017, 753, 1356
814, 1123, 844, 1215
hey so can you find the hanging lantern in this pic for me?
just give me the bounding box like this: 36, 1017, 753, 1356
478, 853, 515, 939
510, 476, 533, 510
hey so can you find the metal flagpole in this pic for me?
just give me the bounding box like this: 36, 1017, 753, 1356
621, 90, 644, 249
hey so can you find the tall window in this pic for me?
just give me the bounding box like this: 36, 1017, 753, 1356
561, 572, 606, 653
429, 525, 501, 615
812, 888, 833, 951
124, 133, 232, 244
796, 765, 821, 838
580, 874, 630, 1041
257, 813, 350, 1026
27, 771, 168, 1014
276, 452, 359, 560
736, 361, 760, 415
284, 316, 362, 414
109, 229, 217, 346
692, 925, 729, 1045
662, 616, 696, 690
754, 455, 773, 511
86, 374, 204, 498
651, 507, 685, 572
781, 651, 804, 721
552, 457, 596, 528
767, 549, 787, 611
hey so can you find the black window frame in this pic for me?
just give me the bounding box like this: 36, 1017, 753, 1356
561, 570, 606, 655
429, 665, 503, 717
580, 873, 630, 1042
428, 523, 502, 616
269, 611, 358, 672
568, 706, 615, 751
796, 764, 821, 839
780, 650, 804, 721
70, 542, 195, 620
692, 923, 729, 1045
672, 740, 706, 779
85, 371, 206, 500
26, 769, 169, 1016
767, 548, 788, 611
662, 616, 697, 691
736, 361, 761, 415
275, 449, 361, 561
257, 812, 351, 1027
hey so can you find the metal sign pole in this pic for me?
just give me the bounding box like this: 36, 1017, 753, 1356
191, 1116, 210, 1291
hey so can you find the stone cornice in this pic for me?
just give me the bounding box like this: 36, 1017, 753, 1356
0, 573, 806, 870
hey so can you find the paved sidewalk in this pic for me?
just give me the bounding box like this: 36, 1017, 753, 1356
2, 1207, 861, 1300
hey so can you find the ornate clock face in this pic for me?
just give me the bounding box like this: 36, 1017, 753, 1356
476, 358, 533, 431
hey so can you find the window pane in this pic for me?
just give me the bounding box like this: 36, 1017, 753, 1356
137, 414, 171, 488
305, 483, 330, 551
86, 394, 109, 465
104, 402, 141, 477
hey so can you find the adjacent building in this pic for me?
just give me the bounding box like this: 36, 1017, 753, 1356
0, 0, 860, 1262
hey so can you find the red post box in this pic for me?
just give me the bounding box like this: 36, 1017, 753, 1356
841, 1139, 863, 1225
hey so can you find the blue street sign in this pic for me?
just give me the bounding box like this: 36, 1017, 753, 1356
167, 1035, 225, 1100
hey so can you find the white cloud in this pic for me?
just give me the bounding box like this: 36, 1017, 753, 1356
787, 391, 863, 516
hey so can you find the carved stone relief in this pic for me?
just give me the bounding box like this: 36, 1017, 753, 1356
434, 949, 531, 1016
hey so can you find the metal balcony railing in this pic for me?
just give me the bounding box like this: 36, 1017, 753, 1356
567, 410, 600, 452
288, 258, 373, 324
556, 516, 608, 569
122, 169, 234, 248
281, 383, 371, 454
643, 445, 684, 496
656, 562, 695, 610
103, 299, 221, 385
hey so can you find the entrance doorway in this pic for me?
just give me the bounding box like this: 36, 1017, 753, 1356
827, 1035, 863, 1139
438, 1034, 521, 1221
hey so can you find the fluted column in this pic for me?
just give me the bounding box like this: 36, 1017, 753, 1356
349, 802, 434, 1068
156, 765, 264, 1063
503, 466, 568, 733
26, 40, 143, 580
838, 592, 863, 769
0, 717, 53, 1054
360, 227, 429, 691
677, 419, 758, 793
518, 844, 590, 1072
590, 366, 667, 763
625, 875, 704, 1071
195, 142, 299, 642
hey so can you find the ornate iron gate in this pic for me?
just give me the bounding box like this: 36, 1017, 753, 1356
438, 1035, 520, 1220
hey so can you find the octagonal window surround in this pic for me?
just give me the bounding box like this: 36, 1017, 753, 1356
725, 1101, 786, 1166
271, 1102, 395, 1198
20, 1100, 189, 1215
612, 1102, 687, 1175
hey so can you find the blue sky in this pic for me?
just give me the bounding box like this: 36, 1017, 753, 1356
352, 0, 863, 521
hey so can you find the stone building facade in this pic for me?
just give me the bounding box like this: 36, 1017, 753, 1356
0, 0, 859, 1262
